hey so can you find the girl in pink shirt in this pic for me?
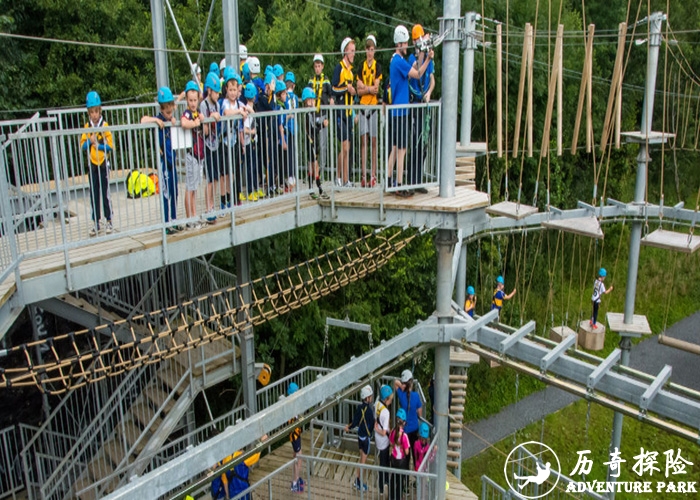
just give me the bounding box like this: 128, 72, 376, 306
389, 408, 410, 500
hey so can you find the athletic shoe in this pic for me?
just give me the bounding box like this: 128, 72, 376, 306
370, 176, 377, 187
239, 192, 246, 202
287, 176, 296, 187
257, 189, 265, 198
248, 192, 259, 202
165, 227, 177, 235
415, 187, 429, 194
205, 212, 217, 223
592, 324, 598, 330
343, 181, 353, 188
310, 192, 319, 200
354, 478, 368, 491
89, 223, 99, 237
186, 222, 202, 231
298, 478, 305, 487
320, 192, 330, 199
104, 221, 114, 234
360, 178, 367, 188
291, 481, 304, 493
335, 178, 342, 187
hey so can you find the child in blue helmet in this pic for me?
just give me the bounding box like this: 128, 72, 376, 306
141, 87, 181, 234
302, 87, 328, 200
284, 72, 299, 189
590, 268, 613, 329
80, 91, 114, 237
287, 382, 305, 493
375, 384, 394, 494
345, 385, 375, 491
241, 83, 260, 201
413, 422, 434, 471
274, 80, 290, 195
465, 285, 477, 317
491, 275, 516, 313
221, 71, 248, 206
389, 408, 411, 500
200, 73, 224, 223
181, 81, 205, 229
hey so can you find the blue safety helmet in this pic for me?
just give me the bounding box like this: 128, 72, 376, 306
157, 87, 175, 104
396, 408, 407, 422
273, 64, 284, 78
496, 275, 504, 284
274, 80, 286, 94
285, 71, 296, 83
242, 62, 251, 82
379, 385, 393, 402
244, 83, 257, 100
209, 62, 220, 75
223, 67, 237, 84
184, 80, 200, 94
264, 72, 276, 87
205, 72, 222, 93
301, 88, 316, 101
265, 65, 274, 75
599, 268, 607, 277
467, 286, 475, 295
419, 422, 430, 439
287, 382, 299, 396
86, 91, 101, 108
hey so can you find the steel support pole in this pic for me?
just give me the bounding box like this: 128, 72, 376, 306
455, 241, 467, 308
150, 0, 169, 89
435, 229, 456, 500
236, 244, 257, 416
438, 0, 462, 198
459, 13, 477, 147
222, 0, 241, 71
608, 13, 664, 497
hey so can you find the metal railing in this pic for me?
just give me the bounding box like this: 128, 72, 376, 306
0, 101, 441, 287
256, 366, 333, 411
0, 425, 26, 500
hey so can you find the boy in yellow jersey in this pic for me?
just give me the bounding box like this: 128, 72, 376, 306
307, 54, 334, 179
80, 91, 114, 236
491, 275, 516, 315
331, 38, 357, 187
356, 34, 383, 188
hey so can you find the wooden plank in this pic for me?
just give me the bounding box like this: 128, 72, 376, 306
542, 216, 604, 239
486, 201, 538, 220
606, 312, 652, 335
641, 228, 700, 254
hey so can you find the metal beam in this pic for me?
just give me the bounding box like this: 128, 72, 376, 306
150, 0, 168, 89
540, 333, 577, 372
588, 349, 621, 390
499, 320, 536, 355
325, 317, 371, 333
640, 365, 672, 412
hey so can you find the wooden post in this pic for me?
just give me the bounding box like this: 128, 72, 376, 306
600, 22, 627, 152
557, 25, 563, 156
497, 24, 503, 158
540, 25, 563, 158
513, 23, 531, 158
527, 24, 534, 158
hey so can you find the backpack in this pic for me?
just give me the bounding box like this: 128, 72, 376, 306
127, 170, 156, 198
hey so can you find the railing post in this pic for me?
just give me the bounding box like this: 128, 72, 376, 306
49, 135, 73, 290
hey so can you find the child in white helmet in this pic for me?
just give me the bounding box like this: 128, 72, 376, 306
345, 385, 375, 491
590, 268, 613, 329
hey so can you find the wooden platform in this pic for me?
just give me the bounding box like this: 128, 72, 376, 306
641, 228, 700, 254
542, 216, 604, 239
450, 346, 480, 367
578, 321, 605, 351
550, 325, 576, 343
606, 312, 652, 336
486, 201, 538, 220
319, 185, 489, 213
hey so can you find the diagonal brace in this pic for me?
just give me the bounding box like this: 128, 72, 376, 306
540, 333, 577, 373
588, 348, 621, 390
499, 320, 536, 355
640, 365, 672, 412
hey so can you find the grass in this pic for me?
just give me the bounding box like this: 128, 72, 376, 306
461, 399, 700, 498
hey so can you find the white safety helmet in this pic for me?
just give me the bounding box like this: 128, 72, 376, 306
360, 385, 373, 400
239, 44, 248, 60
247, 56, 261, 74
340, 37, 354, 55
366, 34, 377, 47
191, 62, 201, 75
400, 369, 413, 383
219, 58, 226, 72
394, 25, 410, 44
313, 53, 324, 64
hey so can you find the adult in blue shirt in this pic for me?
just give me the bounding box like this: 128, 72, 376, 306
407, 24, 436, 194
387, 25, 433, 198
394, 369, 423, 468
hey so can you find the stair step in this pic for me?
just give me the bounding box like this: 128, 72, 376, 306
452, 389, 466, 397
447, 449, 461, 458
130, 400, 162, 430
86, 451, 114, 486
156, 361, 187, 394
144, 385, 176, 415
103, 439, 126, 469
449, 431, 462, 439
449, 383, 466, 390
449, 374, 469, 381
450, 405, 465, 413
452, 397, 466, 405
447, 460, 460, 469
121, 419, 149, 456
74, 472, 98, 500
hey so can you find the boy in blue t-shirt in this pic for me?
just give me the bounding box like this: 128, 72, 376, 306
141, 87, 181, 234
284, 72, 299, 188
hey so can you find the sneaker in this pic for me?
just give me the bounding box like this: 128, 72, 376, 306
89, 223, 99, 237
287, 176, 296, 187
335, 178, 342, 187
277, 186, 285, 195
360, 178, 367, 188
310, 192, 319, 200
104, 221, 114, 234
343, 181, 353, 188
415, 187, 429, 194
291, 481, 304, 493
205, 212, 217, 223
298, 478, 305, 487
239, 192, 246, 202
175, 224, 186, 232
165, 227, 177, 235
248, 192, 259, 202
370, 176, 377, 187
354, 478, 368, 491
592, 324, 598, 330
320, 192, 330, 199
257, 189, 265, 198
186, 222, 202, 231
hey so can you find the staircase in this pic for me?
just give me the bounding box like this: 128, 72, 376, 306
455, 156, 476, 187
447, 346, 479, 476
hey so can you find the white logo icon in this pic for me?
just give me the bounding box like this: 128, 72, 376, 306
504, 441, 561, 499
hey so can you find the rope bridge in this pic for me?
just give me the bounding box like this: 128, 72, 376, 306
0, 227, 423, 394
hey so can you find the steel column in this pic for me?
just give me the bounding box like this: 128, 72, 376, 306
460, 13, 478, 146
150, 0, 169, 89
455, 241, 467, 309
222, 0, 241, 71
236, 243, 257, 416
438, 1, 462, 197
609, 13, 664, 496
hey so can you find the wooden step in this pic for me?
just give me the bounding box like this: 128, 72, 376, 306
450, 405, 465, 414
103, 439, 126, 469
130, 400, 162, 430
452, 397, 466, 405
449, 374, 469, 381
143, 384, 176, 415
449, 431, 462, 439
86, 451, 114, 486
157, 361, 187, 394
121, 419, 149, 456
447, 449, 461, 458
74, 472, 98, 500
452, 389, 466, 397
449, 382, 466, 390
447, 460, 460, 469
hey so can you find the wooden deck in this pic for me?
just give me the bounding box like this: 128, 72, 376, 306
240, 432, 477, 499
